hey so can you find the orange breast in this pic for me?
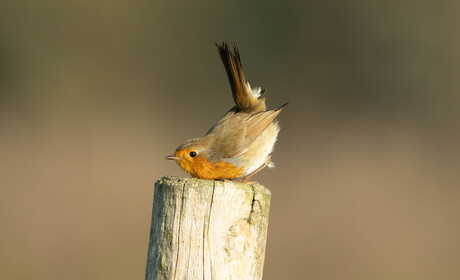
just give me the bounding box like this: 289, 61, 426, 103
177, 154, 243, 180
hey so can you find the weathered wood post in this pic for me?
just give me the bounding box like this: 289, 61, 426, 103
145, 176, 271, 280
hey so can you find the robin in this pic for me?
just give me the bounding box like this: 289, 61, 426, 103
165, 42, 287, 182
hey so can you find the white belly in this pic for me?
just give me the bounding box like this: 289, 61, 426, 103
224, 121, 280, 177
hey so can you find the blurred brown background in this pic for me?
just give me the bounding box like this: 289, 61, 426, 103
1, 1, 459, 279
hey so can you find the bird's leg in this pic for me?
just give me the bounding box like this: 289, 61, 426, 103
239, 157, 271, 183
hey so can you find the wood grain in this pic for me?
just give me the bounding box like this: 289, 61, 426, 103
145, 176, 271, 280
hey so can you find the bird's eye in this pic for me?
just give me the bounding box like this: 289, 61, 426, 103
189, 151, 197, 158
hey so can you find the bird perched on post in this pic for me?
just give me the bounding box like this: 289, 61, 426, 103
165, 42, 287, 182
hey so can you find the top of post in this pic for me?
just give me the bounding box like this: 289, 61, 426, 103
157, 176, 271, 197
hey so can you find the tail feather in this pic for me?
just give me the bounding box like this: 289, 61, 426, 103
216, 42, 266, 112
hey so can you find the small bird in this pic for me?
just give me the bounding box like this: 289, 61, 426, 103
165, 42, 287, 182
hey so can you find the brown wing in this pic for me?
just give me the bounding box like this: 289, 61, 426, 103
208, 103, 287, 159
205, 106, 238, 135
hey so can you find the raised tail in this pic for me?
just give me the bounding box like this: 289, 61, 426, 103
216, 42, 266, 112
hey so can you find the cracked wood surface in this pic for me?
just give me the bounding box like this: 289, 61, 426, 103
145, 176, 271, 280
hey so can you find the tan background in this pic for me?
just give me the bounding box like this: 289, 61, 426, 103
1, 1, 460, 279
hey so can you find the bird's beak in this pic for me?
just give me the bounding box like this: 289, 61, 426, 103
165, 155, 180, 160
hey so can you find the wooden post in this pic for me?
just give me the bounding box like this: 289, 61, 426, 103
145, 176, 271, 280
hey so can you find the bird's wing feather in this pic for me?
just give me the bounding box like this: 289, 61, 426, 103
209, 104, 287, 159
205, 106, 237, 135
